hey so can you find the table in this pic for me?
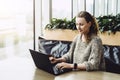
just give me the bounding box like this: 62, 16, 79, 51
0, 57, 119, 80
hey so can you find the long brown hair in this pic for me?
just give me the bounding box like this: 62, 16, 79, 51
76, 11, 99, 36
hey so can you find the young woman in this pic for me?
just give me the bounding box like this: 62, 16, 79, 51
49, 11, 105, 71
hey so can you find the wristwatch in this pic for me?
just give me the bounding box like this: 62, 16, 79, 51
73, 63, 77, 70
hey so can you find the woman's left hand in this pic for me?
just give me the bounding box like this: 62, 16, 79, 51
56, 62, 73, 70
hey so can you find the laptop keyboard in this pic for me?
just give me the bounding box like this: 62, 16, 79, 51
53, 65, 64, 75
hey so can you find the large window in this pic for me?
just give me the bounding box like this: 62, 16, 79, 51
0, 0, 33, 59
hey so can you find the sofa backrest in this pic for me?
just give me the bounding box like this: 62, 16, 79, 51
38, 37, 71, 58
103, 45, 120, 74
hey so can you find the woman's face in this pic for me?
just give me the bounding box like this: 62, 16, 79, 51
76, 17, 91, 34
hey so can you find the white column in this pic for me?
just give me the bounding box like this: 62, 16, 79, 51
34, 0, 42, 50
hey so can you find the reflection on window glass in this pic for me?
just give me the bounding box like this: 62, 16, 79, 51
73, 0, 85, 17
108, 0, 117, 15
42, 0, 50, 29
118, 0, 120, 14
104, 0, 108, 15
86, 0, 93, 15
0, 0, 33, 60
95, 0, 106, 17
52, 0, 71, 19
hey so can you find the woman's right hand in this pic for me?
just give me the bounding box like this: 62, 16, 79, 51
49, 56, 58, 64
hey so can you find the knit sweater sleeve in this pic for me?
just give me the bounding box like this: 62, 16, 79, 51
62, 35, 78, 63
83, 37, 104, 71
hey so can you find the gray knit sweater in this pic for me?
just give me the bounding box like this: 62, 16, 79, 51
62, 34, 105, 71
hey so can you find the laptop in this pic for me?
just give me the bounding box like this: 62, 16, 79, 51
29, 49, 72, 75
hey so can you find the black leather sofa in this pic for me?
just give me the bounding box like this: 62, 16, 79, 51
38, 37, 120, 74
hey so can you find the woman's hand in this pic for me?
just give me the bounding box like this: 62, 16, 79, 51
49, 56, 58, 64
49, 56, 66, 64
56, 62, 73, 70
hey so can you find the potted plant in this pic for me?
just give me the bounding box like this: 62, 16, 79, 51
97, 13, 120, 45
45, 13, 120, 34
45, 17, 76, 30
97, 13, 120, 34
44, 17, 78, 41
